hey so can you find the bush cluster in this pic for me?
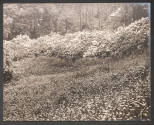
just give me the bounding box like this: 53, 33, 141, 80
110, 17, 150, 58
35, 17, 149, 59
3, 17, 150, 80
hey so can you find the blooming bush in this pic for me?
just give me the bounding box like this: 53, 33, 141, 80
11, 34, 37, 48
3, 17, 150, 68
110, 17, 150, 57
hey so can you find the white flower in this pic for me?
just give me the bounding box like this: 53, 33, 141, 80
92, 40, 99, 46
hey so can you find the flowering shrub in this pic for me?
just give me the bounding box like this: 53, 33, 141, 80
110, 17, 150, 57
3, 40, 25, 82
3, 37, 36, 82
4, 40, 28, 62
3, 17, 150, 69
11, 34, 37, 48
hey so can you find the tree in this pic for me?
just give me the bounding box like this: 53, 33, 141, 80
131, 3, 149, 22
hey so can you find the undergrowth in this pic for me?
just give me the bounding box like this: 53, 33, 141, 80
3, 51, 151, 121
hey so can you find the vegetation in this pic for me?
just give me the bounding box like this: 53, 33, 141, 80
3, 17, 150, 74
4, 3, 149, 40
3, 4, 151, 121
3, 54, 150, 121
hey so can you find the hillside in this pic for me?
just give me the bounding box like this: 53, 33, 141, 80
3, 53, 150, 121
3, 17, 151, 121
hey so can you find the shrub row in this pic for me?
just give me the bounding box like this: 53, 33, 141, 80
3, 17, 150, 81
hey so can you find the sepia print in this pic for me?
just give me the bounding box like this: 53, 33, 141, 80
3, 3, 151, 121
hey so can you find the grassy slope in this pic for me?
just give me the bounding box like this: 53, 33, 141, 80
3, 52, 151, 121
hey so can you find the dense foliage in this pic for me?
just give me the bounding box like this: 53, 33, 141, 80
110, 17, 150, 57
3, 13, 151, 120
3, 17, 150, 79
3, 3, 149, 40
3, 54, 150, 120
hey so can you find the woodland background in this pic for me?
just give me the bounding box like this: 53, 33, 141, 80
3, 3, 149, 40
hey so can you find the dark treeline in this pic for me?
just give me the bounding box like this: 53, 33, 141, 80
3, 3, 149, 40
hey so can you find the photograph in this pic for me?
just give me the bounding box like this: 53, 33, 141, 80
3, 3, 151, 121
